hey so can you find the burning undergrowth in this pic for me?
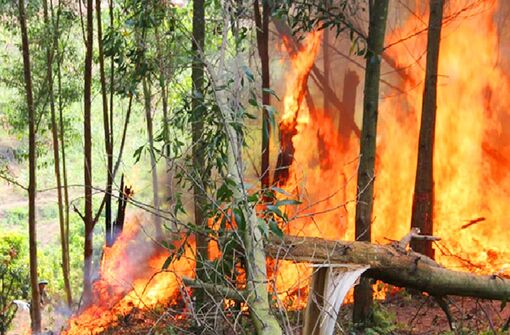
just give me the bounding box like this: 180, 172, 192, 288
63, 214, 194, 335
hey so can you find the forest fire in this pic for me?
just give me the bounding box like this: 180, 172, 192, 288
63, 215, 194, 335
273, 0, 510, 304
61, 0, 510, 333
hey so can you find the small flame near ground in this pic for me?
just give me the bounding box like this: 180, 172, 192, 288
62, 214, 194, 335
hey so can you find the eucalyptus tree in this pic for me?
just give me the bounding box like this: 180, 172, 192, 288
191, 0, 209, 307
17, 0, 41, 331
353, 0, 390, 325
82, 0, 94, 304
42, 0, 73, 307
410, 0, 445, 259
95, 0, 114, 247
254, 0, 271, 189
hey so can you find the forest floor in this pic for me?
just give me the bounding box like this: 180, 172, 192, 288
47, 292, 508, 335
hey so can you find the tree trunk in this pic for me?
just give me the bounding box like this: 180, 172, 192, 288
219, 66, 283, 335
142, 78, 163, 239
266, 234, 510, 301
322, 0, 330, 114
410, 0, 444, 259
18, 0, 42, 331
95, 0, 114, 247
339, 70, 360, 144
155, 26, 174, 208
57, 30, 71, 306
83, 0, 94, 306
353, 0, 389, 324
254, 0, 271, 189
43, 0, 72, 307
191, 0, 209, 304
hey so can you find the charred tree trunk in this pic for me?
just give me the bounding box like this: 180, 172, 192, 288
95, 0, 114, 247
254, 0, 271, 189
410, 0, 444, 259
339, 70, 360, 144
43, 0, 72, 307
318, 1, 331, 170
83, 0, 94, 306
142, 79, 163, 239
353, 0, 389, 325
191, 0, 209, 305
113, 174, 130, 242
18, 0, 42, 331
322, 0, 331, 114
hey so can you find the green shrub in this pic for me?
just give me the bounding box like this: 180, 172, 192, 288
0, 232, 30, 335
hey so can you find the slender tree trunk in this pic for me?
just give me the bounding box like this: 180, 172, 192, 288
112, 95, 133, 178
83, 0, 94, 306
142, 79, 163, 239
254, 0, 271, 189
155, 26, 174, 207
18, 1, 42, 332
353, 0, 389, 325
228, 123, 282, 335
322, 0, 330, 114
339, 70, 360, 143
191, 0, 209, 304
109, 0, 114, 157
318, 1, 331, 170
57, 34, 71, 298
410, 0, 444, 259
43, 0, 72, 307
95, 0, 114, 247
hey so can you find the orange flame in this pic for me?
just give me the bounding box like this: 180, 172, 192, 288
273, 0, 510, 305
63, 215, 194, 335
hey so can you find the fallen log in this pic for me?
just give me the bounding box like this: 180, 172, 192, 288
266, 235, 510, 301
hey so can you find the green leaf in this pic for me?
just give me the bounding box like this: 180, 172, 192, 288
262, 88, 280, 101
217, 183, 233, 201
247, 193, 259, 203
233, 208, 246, 232
162, 256, 172, 270
271, 187, 292, 197
242, 65, 255, 82
266, 205, 284, 218
275, 199, 301, 207
133, 145, 145, 163
269, 220, 283, 239
257, 218, 269, 238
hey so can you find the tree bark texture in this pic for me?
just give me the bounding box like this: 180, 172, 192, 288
142, 79, 163, 239
266, 235, 510, 301
83, 0, 94, 306
18, 0, 42, 331
254, 0, 271, 189
95, 0, 114, 247
353, 0, 389, 324
43, 0, 73, 307
57, 33, 72, 309
410, 0, 445, 259
191, 0, 209, 303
